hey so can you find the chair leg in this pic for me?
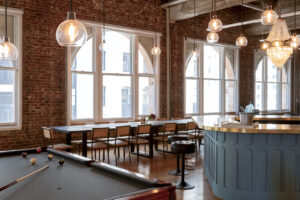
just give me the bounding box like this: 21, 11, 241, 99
123, 146, 125, 160
103, 148, 105, 162
128, 145, 131, 163
118, 147, 120, 160
162, 140, 165, 158
98, 149, 101, 161
107, 147, 110, 164
137, 144, 140, 163
115, 146, 118, 165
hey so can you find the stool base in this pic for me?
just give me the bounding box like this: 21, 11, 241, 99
168, 169, 188, 176
176, 181, 195, 190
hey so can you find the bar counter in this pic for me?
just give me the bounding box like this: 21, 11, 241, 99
192, 115, 300, 200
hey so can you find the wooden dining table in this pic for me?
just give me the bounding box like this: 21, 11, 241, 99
51, 119, 193, 158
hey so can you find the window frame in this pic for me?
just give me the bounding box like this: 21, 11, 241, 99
184, 38, 239, 116
0, 7, 23, 131
67, 21, 160, 124
254, 52, 291, 113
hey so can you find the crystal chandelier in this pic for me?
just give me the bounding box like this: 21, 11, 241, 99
56, 0, 87, 47
0, 0, 18, 61
262, 18, 293, 69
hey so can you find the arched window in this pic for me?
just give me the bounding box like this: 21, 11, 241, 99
255, 55, 291, 112
184, 40, 239, 115
68, 24, 159, 123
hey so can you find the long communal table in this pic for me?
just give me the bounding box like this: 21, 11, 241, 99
51, 119, 193, 158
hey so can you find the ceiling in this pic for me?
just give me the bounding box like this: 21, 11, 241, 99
161, 0, 300, 35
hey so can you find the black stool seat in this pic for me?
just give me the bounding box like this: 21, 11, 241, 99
171, 141, 195, 154
171, 141, 195, 190
167, 135, 189, 176
168, 135, 189, 144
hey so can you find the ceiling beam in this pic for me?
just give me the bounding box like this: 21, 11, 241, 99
222, 10, 300, 29
161, 0, 188, 9
243, 3, 264, 12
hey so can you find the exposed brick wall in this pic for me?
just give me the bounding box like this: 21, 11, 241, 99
0, 0, 166, 150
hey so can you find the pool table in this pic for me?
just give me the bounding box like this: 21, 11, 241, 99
0, 148, 176, 200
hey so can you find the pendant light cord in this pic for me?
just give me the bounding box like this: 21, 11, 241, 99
210, 0, 213, 19
5, 0, 7, 37
70, 0, 73, 12
294, 0, 296, 33
261, 0, 264, 40
193, 0, 196, 51
241, 0, 244, 34
154, 0, 157, 46
103, 0, 106, 39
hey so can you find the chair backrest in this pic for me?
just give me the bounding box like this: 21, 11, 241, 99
157, 118, 167, 121
42, 127, 52, 139
137, 124, 151, 135
71, 122, 86, 125
116, 126, 131, 137
92, 128, 109, 139
187, 122, 197, 130
95, 121, 110, 124
171, 117, 182, 120
164, 123, 176, 132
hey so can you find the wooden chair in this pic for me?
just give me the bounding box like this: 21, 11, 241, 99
185, 122, 204, 151
154, 123, 176, 157
104, 126, 131, 165
129, 124, 151, 162
42, 127, 73, 151
70, 122, 94, 155
171, 117, 182, 120
87, 128, 109, 162
157, 118, 167, 121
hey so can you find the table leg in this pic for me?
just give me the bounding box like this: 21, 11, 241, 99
66, 133, 72, 152
82, 132, 88, 157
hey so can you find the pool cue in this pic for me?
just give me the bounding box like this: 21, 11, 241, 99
0, 165, 49, 192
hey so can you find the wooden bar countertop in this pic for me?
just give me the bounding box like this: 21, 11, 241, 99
192, 115, 300, 134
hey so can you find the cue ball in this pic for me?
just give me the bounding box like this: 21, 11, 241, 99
58, 159, 64, 165
48, 154, 53, 160
36, 147, 42, 154
30, 158, 36, 165
22, 152, 27, 158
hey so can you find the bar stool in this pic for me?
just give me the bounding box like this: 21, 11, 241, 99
168, 135, 189, 176
171, 141, 195, 190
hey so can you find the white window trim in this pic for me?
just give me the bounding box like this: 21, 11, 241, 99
184, 38, 240, 117
0, 7, 23, 131
254, 51, 291, 113
67, 20, 160, 124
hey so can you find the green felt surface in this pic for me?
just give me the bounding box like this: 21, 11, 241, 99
0, 152, 151, 200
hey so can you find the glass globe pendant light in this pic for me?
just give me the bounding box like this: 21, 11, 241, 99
151, 0, 161, 55
261, 5, 278, 25
207, 32, 219, 43
191, 0, 199, 57
56, 0, 87, 47
290, 0, 299, 48
0, 0, 18, 61
99, 0, 108, 51
208, 0, 222, 32
236, 0, 247, 47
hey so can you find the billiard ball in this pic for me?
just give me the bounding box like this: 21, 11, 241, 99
36, 147, 42, 154
58, 159, 64, 165
30, 158, 36, 165
22, 152, 27, 158
48, 154, 53, 160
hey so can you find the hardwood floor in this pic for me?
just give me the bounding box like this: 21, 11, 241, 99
83, 144, 221, 200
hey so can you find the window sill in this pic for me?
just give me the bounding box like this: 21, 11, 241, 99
0, 124, 22, 132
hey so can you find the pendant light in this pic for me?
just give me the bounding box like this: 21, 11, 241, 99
261, 5, 278, 25
151, 0, 161, 55
208, 0, 222, 32
99, 0, 108, 51
56, 0, 87, 47
236, 0, 248, 47
207, 0, 220, 43
290, 0, 299, 48
0, 0, 18, 61
192, 0, 199, 57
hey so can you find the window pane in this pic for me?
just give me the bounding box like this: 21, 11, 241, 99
256, 60, 263, 81
0, 70, 14, 123
282, 83, 290, 110
267, 83, 279, 110
225, 48, 235, 79
138, 36, 154, 74
267, 59, 279, 82
225, 81, 236, 112
102, 31, 132, 74
103, 76, 132, 118
255, 82, 263, 111
139, 77, 155, 115
282, 65, 288, 83
204, 80, 220, 113
186, 55, 198, 77
185, 79, 198, 114
72, 38, 93, 72
204, 45, 220, 79
138, 51, 154, 74
72, 74, 94, 119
